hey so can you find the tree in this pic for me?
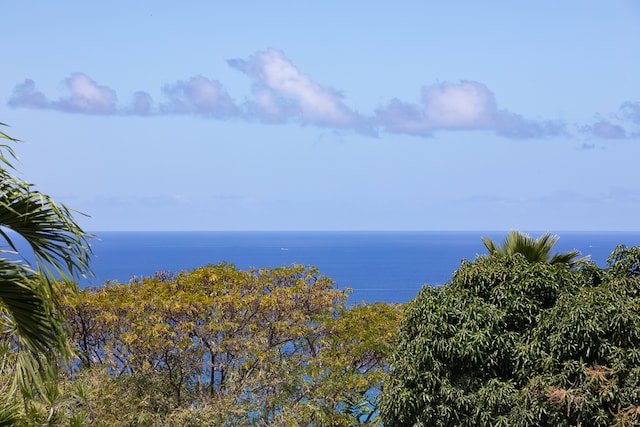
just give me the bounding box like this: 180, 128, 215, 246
59, 263, 401, 426
0, 123, 93, 422
481, 230, 587, 267
379, 243, 640, 426
604, 244, 640, 279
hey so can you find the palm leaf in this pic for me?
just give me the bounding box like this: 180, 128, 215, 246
0, 128, 93, 413
481, 230, 587, 267
0, 260, 59, 354
0, 174, 93, 283
0, 398, 20, 426
0, 123, 20, 171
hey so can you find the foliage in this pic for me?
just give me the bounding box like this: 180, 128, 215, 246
605, 244, 640, 279
481, 230, 587, 266
52, 263, 401, 426
0, 123, 93, 424
380, 244, 640, 426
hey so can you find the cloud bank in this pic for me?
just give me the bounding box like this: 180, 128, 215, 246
7, 49, 637, 140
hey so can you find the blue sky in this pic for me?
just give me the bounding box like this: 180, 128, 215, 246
2, 1, 640, 231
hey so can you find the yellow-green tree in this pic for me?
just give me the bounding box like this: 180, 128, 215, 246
62, 263, 401, 426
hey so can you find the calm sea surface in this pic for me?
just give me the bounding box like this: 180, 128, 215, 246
72, 231, 640, 303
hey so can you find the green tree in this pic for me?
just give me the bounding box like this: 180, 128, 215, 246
481, 230, 587, 267
604, 244, 640, 279
0, 123, 93, 423
379, 243, 640, 426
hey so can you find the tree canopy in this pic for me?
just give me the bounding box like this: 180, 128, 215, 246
53, 263, 401, 426
379, 244, 640, 426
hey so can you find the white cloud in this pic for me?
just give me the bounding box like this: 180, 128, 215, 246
8, 74, 117, 115
228, 49, 367, 130
130, 91, 154, 116
8, 79, 50, 109
160, 76, 238, 117
422, 81, 496, 129
251, 88, 284, 120
373, 99, 432, 135
376, 80, 566, 139
8, 50, 637, 143
56, 73, 117, 114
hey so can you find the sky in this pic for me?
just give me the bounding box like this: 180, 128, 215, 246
2, 1, 640, 231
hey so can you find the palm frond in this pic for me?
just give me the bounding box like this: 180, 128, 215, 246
482, 230, 586, 267
0, 398, 21, 426
0, 260, 60, 355
0, 123, 20, 172
549, 249, 589, 267
481, 236, 498, 255
0, 128, 92, 410
0, 173, 93, 283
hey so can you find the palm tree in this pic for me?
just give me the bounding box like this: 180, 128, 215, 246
0, 123, 93, 416
481, 230, 587, 267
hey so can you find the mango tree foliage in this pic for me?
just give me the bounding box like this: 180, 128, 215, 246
380, 247, 640, 426
60, 263, 401, 426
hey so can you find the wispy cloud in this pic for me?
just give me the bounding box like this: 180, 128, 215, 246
579, 120, 627, 139
578, 102, 640, 140
6, 49, 636, 141
622, 102, 640, 126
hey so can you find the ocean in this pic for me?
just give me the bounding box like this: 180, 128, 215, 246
74, 231, 640, 304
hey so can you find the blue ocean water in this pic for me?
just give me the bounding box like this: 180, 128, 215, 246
76, 231, 640, 303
